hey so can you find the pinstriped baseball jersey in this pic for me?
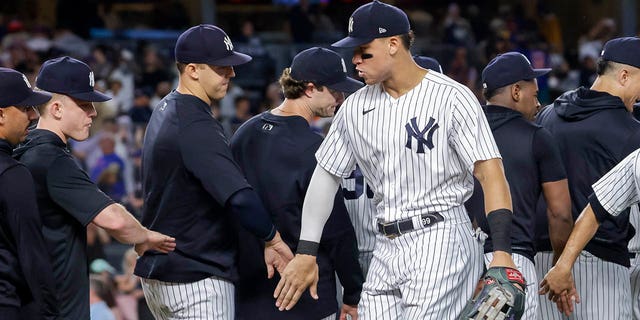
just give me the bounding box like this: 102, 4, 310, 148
592, 149, 640, 216
318, 71, 501, 223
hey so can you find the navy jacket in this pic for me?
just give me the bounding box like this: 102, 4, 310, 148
0, 139, 58, 319
466, 106, 566, 261
535, 87, 640, 267
230, 112, 363, 319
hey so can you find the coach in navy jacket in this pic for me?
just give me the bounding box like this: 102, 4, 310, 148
231, 47, 364, 320
0, 68, 58, 319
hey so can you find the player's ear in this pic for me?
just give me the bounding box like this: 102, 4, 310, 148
304, 82, 315, 97
0, 108, 6, 125
388, 36, 400, 55
511, 83, 521, 102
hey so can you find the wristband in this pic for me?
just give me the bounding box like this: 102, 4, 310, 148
296, 240, 319, 256
487, 208, 513, 254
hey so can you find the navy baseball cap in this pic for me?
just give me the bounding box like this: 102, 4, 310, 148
175, 24, 252, 66
36, 56, 111, 102
413, 55, 443, 73
600, 37, 640, 68
0, 68, 51, 108
332, 0, 410, 48
290, 47, 364, 93
481, 52, 551, 92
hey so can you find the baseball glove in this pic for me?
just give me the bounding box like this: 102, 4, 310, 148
458, 267, 526, 320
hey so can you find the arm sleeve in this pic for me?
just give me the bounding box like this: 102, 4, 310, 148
179, 118, 251, 205
299, 165, 341, 243
449, 88, 501, 169
316, 104, 357, 178
2, 166, 59, 318
591, 149, 640, 220
226, 188, 276, 241
320, 190, 364, 306
47, 156, 114, 227
533, 127, 567, 183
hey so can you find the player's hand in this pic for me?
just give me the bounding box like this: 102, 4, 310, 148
539, 263, 580, 316
264, 231, 294, 278
273, 254, 319, 311
487, 251, 518, 270
134, 229, 176, 256
339, 304, 358, 320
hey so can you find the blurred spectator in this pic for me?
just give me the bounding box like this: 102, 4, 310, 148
446, 46, 480, 98
223, 96, 253, 138
136, 45, 172, 95
219, 81, 245, 121
441, 3, 475, 48
149, 80, 172, 109
235, 20, 267, 57
109, 49, 137, 113
115, 248, 146, 320
90, 275, 116, 320
128, 89, 153, 125
263, 80, 284, 110
87, 223, 112, 265
289, 0, 315, 43
90, 133, 127, 202
51, 27, 91, 59
90, 45, 115, 82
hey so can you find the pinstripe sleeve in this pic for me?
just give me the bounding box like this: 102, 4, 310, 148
449, 87, 501, 169
592, 149, 640, 217
316, 103, 357, 177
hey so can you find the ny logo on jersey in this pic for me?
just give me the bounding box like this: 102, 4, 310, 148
405, 117, 439, 153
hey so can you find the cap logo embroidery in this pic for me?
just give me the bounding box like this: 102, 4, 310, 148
89, 71, 95, 87
21, 74, 31, 88
340, 58, 347, 73
223, 36, 234, 51
379, 27, 387, 34
348, 17, 354, 34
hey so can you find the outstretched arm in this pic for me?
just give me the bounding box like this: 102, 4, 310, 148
273, 165, 341, 311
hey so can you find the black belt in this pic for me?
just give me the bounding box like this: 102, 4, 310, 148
377, 212, 444, 239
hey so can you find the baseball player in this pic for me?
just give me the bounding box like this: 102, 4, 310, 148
13, 56, 176, 320
14, 56, 175, 319
535, 36, 640, 319
539, 146, 640, 319
274, 1, 524, 319
231, 47, 364, 320
465, 52, 572, 320
340, 55, 444, 278
0, 68, 58, 319
133, 24, 293, 320
629, 205, 640, 319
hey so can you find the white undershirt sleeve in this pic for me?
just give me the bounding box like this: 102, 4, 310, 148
299, 165, 341, 243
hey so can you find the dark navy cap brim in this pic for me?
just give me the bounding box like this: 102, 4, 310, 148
208, 52, 253, 66
67, 90, 112, 102
326, 77, 364, 94
11, 91, 51, 107
530, 68, 552, 78
332, 36, 374, 48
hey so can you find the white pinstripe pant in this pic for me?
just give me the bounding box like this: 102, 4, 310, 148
485, 252, 538, 320
570, 251, 631, 319
358, 217, 483, 319
535, 251, 566, 320
630, 256, 640, 320
140, 276, 234, 320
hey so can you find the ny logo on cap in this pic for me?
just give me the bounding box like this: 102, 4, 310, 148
21, 74, 31, 88
89, 71, 95, 88
223, 36, 234, 51
340, 58, 347, 73
348, 17, 354, 34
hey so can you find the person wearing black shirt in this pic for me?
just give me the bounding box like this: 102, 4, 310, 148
134, 24, 293, 320
0, 68, 58, 319
14, 56, 176, 320
231, 47, 364, 320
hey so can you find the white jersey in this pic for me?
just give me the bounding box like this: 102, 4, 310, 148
592, 148, 640, 217
317, 71, 500, 223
